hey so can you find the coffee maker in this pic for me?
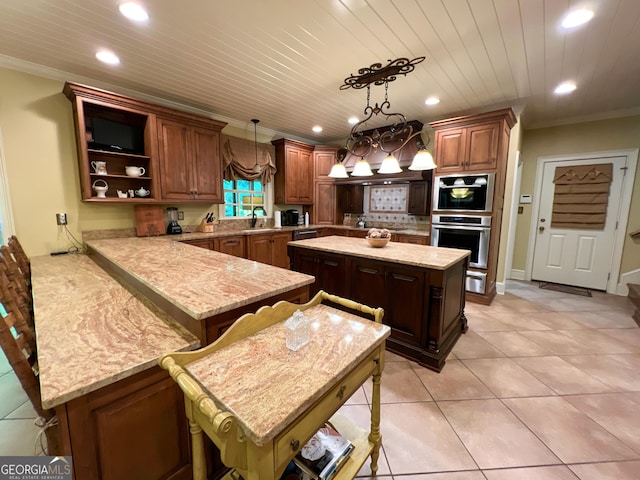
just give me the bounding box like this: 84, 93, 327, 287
166, 207, 182, 234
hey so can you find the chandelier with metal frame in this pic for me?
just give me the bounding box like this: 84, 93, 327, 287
329, 56, 437, 178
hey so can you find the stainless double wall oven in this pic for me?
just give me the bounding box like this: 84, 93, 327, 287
431, 173, 495, 295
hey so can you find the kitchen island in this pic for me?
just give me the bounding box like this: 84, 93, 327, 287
289, 236, 469, 371
32, 253, 200, 479
86, 237, 315, 344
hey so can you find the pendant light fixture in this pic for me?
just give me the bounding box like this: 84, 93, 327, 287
328, 149, 349, 178
329, 57, 437, 178
251, 119, 261, 174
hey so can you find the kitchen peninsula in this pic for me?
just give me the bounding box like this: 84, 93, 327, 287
86, 236, 314, 344
289, 236, 469, 371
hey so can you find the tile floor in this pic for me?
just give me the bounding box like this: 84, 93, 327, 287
1, 280, 638, 480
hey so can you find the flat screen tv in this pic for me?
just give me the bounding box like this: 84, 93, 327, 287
89, 117, 145, 155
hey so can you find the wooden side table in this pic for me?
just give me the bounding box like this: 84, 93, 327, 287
160, 291, 390, 480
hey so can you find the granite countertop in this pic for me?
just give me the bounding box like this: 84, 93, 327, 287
185, 303, 390, 446
289, 235, 469, 270
85, 237, 315, 320
31, 254, 200, 409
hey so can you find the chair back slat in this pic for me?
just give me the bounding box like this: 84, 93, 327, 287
8, 235, 30, 280
0, 270, 35, 333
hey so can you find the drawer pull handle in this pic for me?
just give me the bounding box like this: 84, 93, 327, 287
336, 385, 347, 400
290, 439, 300, 451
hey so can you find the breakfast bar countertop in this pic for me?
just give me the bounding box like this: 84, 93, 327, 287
288, 235, 469, 270
31, 253, 200, 409
85, 237, 315, 321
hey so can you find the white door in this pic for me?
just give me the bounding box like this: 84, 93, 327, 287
531, 156, 626, 290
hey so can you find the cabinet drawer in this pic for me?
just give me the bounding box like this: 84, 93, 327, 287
273, 348, 381, 471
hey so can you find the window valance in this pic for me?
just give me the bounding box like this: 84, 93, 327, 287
221, 134, 276, 183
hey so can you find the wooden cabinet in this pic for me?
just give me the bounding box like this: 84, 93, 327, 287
64, 83, 158, 203
272, 139, 315, 204
407, 181, 431, 215
213, 235, 246, 258
63, 82, 227, 204
181, 238, 214, 250
314, 181, 336, 225
346, 228, 368, 238
431, 109, 517, 175
60, 367, 191, 480
392, 233, 429, 245
157, 117, 224, 202
336, 184, 364, 223
247, 232, 291, 268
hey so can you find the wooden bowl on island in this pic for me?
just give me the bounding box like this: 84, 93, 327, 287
366, 236, 390, 248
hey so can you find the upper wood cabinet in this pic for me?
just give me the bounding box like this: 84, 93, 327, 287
312, 146, 340, 225
313, 146, 340, 179
272, 139, 315, 204
336, 184, 364, 219
430, 109, 516, 175
63, 82, 227, 204
157, 117, 224, 202
407, 180, 431, 216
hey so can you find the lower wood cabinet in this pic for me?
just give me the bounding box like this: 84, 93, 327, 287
60, 367, 192, 480
213, 235, 246, 258
346, 229, 368, 238
181, 238, 214, 250
392, 233, 429, 245
247, 232, 291, 269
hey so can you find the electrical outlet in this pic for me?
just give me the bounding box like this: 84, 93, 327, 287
56, 213, 67, 225
178, 211, 184, 221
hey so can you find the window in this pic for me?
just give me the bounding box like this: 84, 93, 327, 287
223, 179, 270, 218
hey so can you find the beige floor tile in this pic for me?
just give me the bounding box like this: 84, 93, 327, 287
333, 404, 392, 477
568, 460, 640, 480
564, 393, 640, 453
5, 400, 39, 419
484, 312, 552, 331
396, 472, 486, 480
513, 356, 615, 395
412, 359, 494, 401
439, 399, 559, 469
529, 312, 590, 330
0, 350, 11, 375
518, 331, 596, 355
490, 297, 551, 313
476, 331, 552, 356
562, 311, 639, 329
380, 402, 477, 474
465, 313, 513, 332
0, 374, 30, 418
623, 392, 640, 404
384, 349, 410, 362
0, 419, 40, 456
562, 354, 640, 391
600, 328, 640, 349
483, 465, 579, 480
462, 358, 555, 397
363, 360, 432, 404
503, 397, 639, 463
451, 331, 505, 359
556, 329, 637, 354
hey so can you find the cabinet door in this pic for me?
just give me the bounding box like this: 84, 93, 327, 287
297, 149, 314, 204
466, 122, 500, 171
190, 127, 223, 202
313, 181, 335, 225
393, 234, 429, 245
271, 232, 292, 269
284, 146, 301, 203
158, 118, 192, 199
434, 128, 466, 174
385, 265, 425, 347
346, 229, 368, 238
349, 259, 386, 312
314, 150, 337, 178
407, 181, 430, 215
213, 236, 246, 258
181, 238, 214, 250
247, 234, 273, 265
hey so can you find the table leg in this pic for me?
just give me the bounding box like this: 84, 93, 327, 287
190, 419, 207, 480
368, 354, 383, 474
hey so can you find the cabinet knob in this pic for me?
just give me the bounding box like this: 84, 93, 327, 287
290, 439, 300, 451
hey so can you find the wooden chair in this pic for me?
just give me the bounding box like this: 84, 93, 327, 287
7, 235, 31, 284
0, 268, 34, 331
0, 310, 60, 454
0, 246, 33, 321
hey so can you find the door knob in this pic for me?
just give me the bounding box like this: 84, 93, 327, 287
539, 226, 545, 233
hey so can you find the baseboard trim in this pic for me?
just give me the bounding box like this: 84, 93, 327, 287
496, 282, 506, 295
616, 268, 640, 296
509, 269, 526, 281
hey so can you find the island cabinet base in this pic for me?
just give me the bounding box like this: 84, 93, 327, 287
56, 366, 193, 480
290, 248, 468, 372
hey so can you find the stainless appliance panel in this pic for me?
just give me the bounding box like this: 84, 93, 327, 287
431, 216, 491, 269
433, 173, 495, 213
465, 271, 487, 294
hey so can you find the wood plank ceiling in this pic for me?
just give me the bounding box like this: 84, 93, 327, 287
1, 0, 639, 143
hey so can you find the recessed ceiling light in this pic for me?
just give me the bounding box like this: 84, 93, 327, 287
554, 81, 577, 95
96, 50, 120, 65
119, 2, 149, 23
562, 9, 594, 29
312, 126, 323, 133
425, 97, 440, 106
348, 116, 359, 125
